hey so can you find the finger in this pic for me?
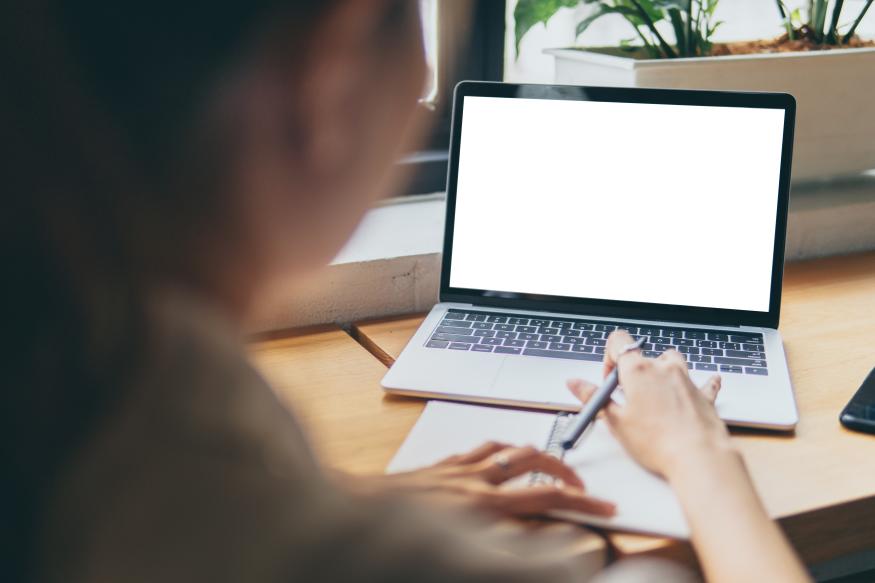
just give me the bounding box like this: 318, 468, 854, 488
657, 348, 687, 369
437, 441, 510, 466
699, 374, 722, 404
566, 378, 598, 405
477, 447, 584, 489
491, 485, 616, 517
603, 330, 636, 377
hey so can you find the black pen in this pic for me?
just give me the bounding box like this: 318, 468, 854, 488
560, 337, 646, 450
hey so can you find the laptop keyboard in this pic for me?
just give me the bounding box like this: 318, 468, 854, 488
425, 309, 768, 376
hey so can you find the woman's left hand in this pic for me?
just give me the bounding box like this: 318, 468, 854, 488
343, 440, 615, 519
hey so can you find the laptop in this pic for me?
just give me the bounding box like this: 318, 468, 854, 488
382, 82, 798, 431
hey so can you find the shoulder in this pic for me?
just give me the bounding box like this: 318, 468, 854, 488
36, 292, 323, 582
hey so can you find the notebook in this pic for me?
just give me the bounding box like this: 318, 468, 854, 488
388, 401, 689, 538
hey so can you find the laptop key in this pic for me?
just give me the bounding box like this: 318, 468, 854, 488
486, 316, 507, 323
552, 321, 573, 329
714, 356, 768, 367
507, 317, 529, 325
562, 329, 580, 337
701, 348, 723, 356
587, 338, 606, 347
685, 331, 706, 340
743, 344, 765, 352
442, 320, 472, 328
504, 339, 526, 347
436, 326, 474, 335
745, 367, 768, 376
480, 338, 503, 346
730, 335, 763, 343
579, 331, 604, 339
689, 355, 712, 363
662, 330, 683, 338
527, 341, 548, 349
443, 311, 465, 320
515, 325, 538, 333
652, 344, 671, 353
494, 346, 522, 355
572, 323, 594, 330
448, 343, 471, 350
726, 350, 765, 359
523, 348, 601, 362
639, 327, 660, 336
433, 333, 478, 343
696, 340, 718, 348
466, 314, 486, 322
518, 333, 538, 341
549, 343, 571, 351
673, 338, 694, 346
651, 337, 672, 345
529, 319, 549, 326
473, 330, 496, 337
571, 344, 594, 353
720, 342, 741, 350
537, 327, 559, 335
719, 365, 744, 374
707, 333, 729, 341
695, 363, 718, 371
470, 322, 492, 330
540, 335, 562, 343
495, 331, 517, 339
493, 324, 515, 331
471, 345, 494, 353
678, 346, 699, 354
595, 324, 616, 332
426, 340, 449, 349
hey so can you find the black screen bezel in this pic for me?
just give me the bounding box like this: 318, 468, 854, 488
439, 81, 796, 329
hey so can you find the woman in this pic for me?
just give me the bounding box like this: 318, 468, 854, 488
2, 1, 810, 581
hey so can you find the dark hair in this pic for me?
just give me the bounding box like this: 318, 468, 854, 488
0, 2, 336, 579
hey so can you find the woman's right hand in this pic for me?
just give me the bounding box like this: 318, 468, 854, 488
567, 330, 732, 480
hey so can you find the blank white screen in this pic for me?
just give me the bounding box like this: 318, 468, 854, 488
449, 96, 785, 312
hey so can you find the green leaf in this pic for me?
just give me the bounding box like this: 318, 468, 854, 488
513, 0, 581, 55
575, 4, 639, 37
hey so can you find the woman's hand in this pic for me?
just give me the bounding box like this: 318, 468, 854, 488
568, 331, 810, 583
347, 441, 615, 519
567, 330, 731, 480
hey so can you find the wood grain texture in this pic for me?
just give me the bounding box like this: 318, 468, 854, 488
249, 326, 607, 567
249, 327, 425, 474
353, 251, 875, 567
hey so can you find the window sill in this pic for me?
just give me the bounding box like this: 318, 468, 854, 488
249, 177, 875, 332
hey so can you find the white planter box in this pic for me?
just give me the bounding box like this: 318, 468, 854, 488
545, 47, 875, 182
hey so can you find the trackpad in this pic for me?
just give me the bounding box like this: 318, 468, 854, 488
492, 357, 602, 408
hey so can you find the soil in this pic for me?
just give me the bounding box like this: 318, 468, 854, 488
711, 30, 875, 56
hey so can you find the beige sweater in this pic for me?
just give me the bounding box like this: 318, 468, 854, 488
36, 296, 690, 582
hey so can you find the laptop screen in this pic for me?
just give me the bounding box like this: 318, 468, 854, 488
448, 95, 787, 314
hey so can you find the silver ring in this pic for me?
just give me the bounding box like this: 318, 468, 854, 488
493, 453, 511, 472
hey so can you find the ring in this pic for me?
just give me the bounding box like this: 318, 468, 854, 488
493, 453, 511, 472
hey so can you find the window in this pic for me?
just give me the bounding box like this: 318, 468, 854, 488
400, 0, 506, 196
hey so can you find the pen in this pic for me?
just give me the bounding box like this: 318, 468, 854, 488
560, 336, 646, 450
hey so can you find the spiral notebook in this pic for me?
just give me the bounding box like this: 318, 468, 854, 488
388, 401, 689, 538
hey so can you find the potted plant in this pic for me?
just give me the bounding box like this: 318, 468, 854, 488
515, 0, 875, 181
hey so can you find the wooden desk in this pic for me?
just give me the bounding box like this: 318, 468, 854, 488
249, 326, 424, 474
249, 325, 607, 571
352, 251, 875, 569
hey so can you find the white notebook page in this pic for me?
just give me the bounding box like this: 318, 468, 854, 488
388, 401, 688, 538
